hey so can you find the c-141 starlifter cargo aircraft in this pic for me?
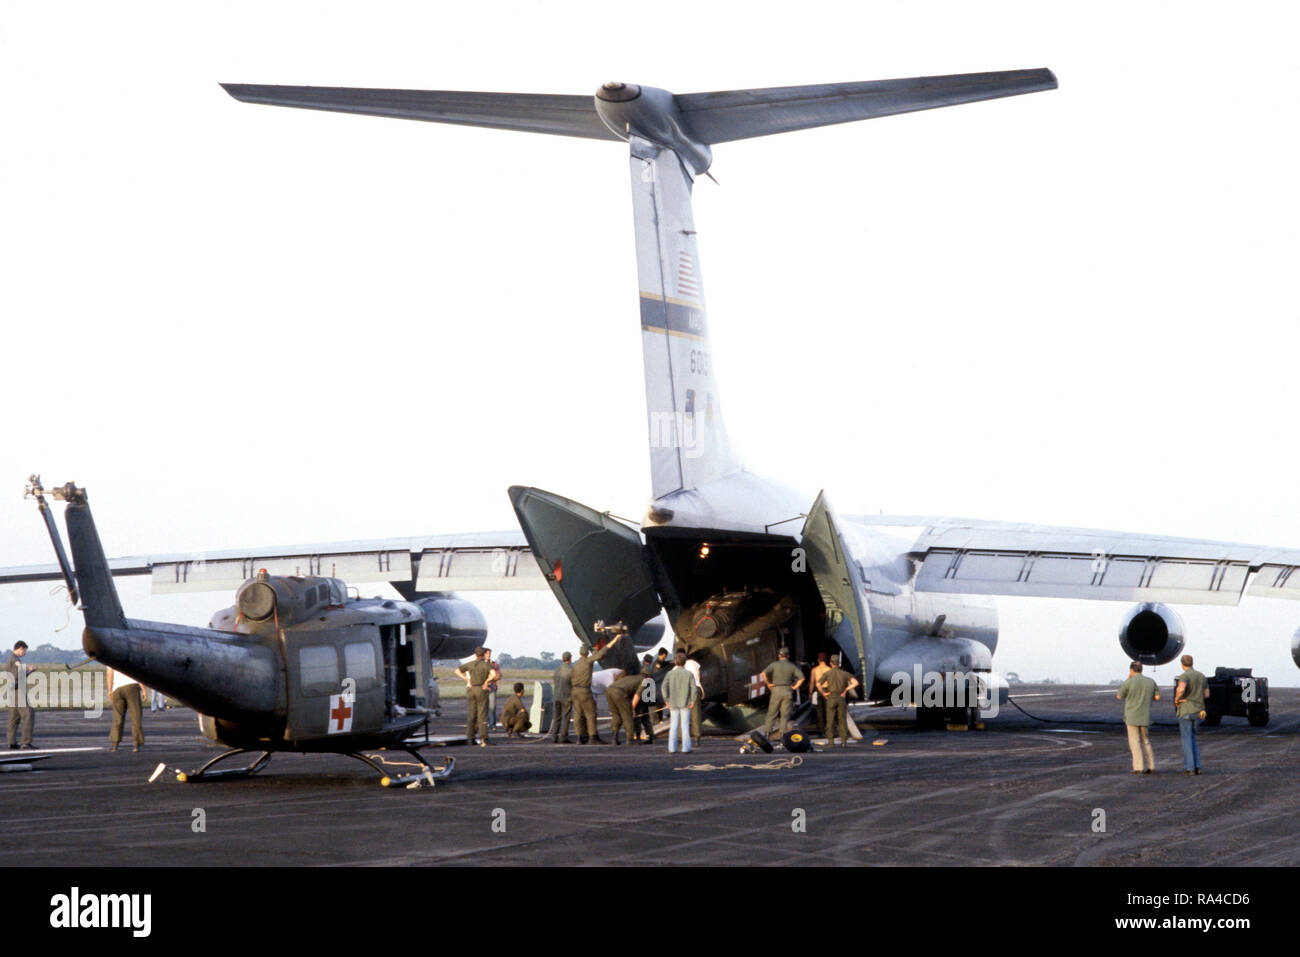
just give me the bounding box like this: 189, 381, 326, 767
10, 70, 1300, 735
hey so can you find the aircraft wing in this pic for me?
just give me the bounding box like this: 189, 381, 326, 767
0, 531, 547, 595
848, 515, 1300, 606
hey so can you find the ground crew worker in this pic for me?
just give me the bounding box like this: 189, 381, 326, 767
5, 641, 35, 750
684, 654, 703, 747
501, 682, 532, 737
662, 651, 699, 753
631, 654, 657, 742
1117, 661, 1160, 773
107, 666, 144, 752
456, 647, 493, 747
809, 651, 831, 735
818, 654, 859, 747
760, 647, 805, 738
551, 651, 574, 743
570, 632, 622, 744
650, 648, 672, 723
605, 668, 644, 745
1174, 653, 1209, 774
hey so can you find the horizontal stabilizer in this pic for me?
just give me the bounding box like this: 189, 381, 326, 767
677, 69, 1057, 143
220, 84, 622, 140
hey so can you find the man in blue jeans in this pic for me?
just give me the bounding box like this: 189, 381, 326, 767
1174, 654, 1209, 775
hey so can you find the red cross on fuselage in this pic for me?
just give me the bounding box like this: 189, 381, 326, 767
331, 697, 353, 731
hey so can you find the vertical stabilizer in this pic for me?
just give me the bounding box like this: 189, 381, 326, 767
630, 135, 740, 498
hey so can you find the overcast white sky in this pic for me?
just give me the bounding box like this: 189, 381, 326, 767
2, 1, 1298, 686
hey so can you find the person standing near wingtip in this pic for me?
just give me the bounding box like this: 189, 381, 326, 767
1174, 653, 1209, 774
551, 651, 574, 743
661, 651, 698, 753
1117, 660, 1159, 774
107, 665, 144, 752
5, 641, 36, 750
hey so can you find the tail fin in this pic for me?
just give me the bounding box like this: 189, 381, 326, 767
223, 70, 1056, 500
58, 486, 128, 631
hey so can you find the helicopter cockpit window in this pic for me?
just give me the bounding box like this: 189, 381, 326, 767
343, 641, 379, 690
299, 645, 339, 695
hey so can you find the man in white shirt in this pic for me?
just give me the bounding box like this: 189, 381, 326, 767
683, 656, 704, 748
108, 667, 145, 752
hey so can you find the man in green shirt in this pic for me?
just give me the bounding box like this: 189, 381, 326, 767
818, 654, 859, 748
661, 651, 699, 753
501, 682, 531, 737
1175, 654, 1209, 774
570, 632, 622, 744
1117, 661, 1160, 773
760, 648, 805, 738
550, 651, 574, 743
455, 647, 494, 747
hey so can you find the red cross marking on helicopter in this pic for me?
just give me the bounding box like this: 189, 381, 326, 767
329, 696, 353, 733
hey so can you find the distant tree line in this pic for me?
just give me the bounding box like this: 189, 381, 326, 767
431, 651, 562, 670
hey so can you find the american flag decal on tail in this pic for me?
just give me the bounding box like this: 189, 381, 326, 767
677, 251, 700, 301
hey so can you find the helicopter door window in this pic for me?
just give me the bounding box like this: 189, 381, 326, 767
299, 645, 339, 696
343, 641, 379, 691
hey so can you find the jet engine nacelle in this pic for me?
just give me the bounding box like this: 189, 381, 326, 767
1118, 602, 1185, 665
1291, 627, 1300, 671
416, 596, 488, 660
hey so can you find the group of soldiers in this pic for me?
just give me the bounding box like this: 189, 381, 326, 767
457, 634, 863, 749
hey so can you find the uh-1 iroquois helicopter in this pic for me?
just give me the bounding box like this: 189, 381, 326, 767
23, 475, 486, 788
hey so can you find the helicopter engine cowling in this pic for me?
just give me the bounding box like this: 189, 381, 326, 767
1118, 602, 1185, 665
416, 596, 488, 659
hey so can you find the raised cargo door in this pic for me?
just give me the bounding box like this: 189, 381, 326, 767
801, 491, 874, 684
508, 486, 661, 670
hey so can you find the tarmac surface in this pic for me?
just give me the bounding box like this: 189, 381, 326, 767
2, 684, 1297, 866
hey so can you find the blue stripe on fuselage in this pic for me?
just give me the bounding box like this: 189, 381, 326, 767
640, 294, 709, 340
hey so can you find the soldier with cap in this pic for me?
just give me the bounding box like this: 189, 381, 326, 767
818, 654, 859, 747
551, 651, 574, 743
760, 647, 805, 738
455, 647, 494, 747
501, 682, 532, 737
571, 631, 623, 744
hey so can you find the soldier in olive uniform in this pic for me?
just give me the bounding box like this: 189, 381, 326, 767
5, 641, 35, 749
606, 667, 645, 745
501, 682, 531, 737
455, 647, 494, 747
631, 655, 657, 742
551, 651, 574, 743
818, 654, 859, 747
760, 648, 805, 738
570, 633, 622, 744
